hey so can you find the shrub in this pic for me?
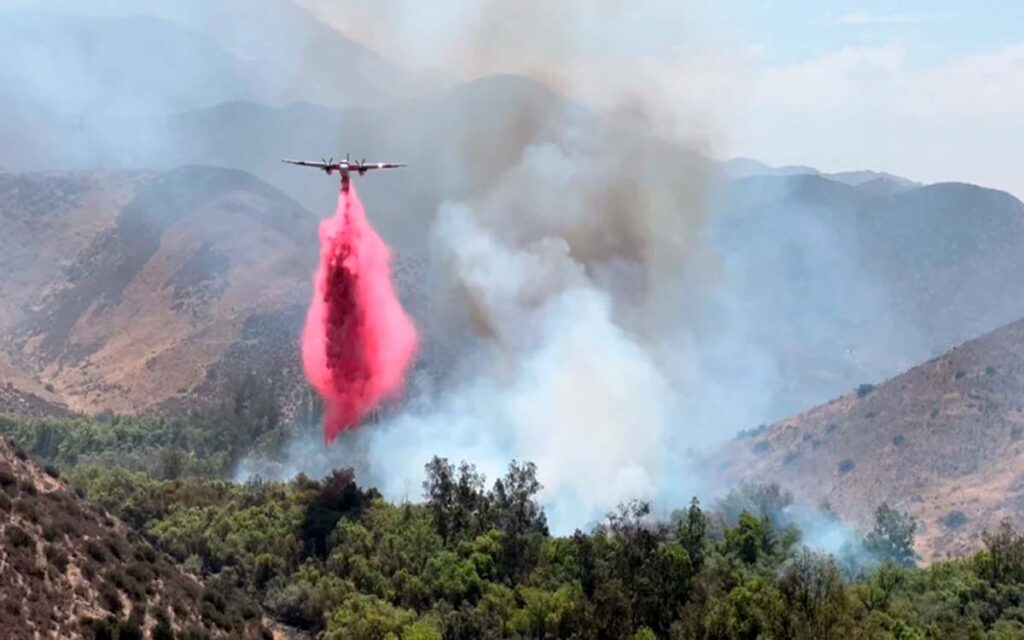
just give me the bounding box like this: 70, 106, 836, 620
752, 440, 772, 455
86, 540, 107, 562
98, 582, 121, 614
856, 384, 876, 398
838, 459, 855, 474
739, 424, 768, 439
954, 370, 966, 380
6, 525, 32, 548
1012, 426, 1023, 442
940, 511, 968, 529
16, 499, 38, 522
986, 366, 997, 376
892, 435, 905, 446
46, 545, 70, 572
43, 465, 60, 479
106, 538, 124, 560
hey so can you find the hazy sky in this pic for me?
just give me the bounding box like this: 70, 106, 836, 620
299, 0, 1024, 197
5, 0, 1022, 196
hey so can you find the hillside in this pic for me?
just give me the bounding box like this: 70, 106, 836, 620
716, 316, 1024, 562
0, 435, 267, 638
711, 175, 1024, 420
0, 168, 316, 416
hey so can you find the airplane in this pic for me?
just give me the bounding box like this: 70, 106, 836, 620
282, 154, 407, 192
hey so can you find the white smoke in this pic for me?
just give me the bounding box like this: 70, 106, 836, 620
361, 204, 673, 531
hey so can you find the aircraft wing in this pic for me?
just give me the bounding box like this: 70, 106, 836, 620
359, 162, 408, 171
282, 159, 335, 169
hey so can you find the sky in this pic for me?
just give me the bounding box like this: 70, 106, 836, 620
298, 0, 1024, 198
4, 0, 1022, 197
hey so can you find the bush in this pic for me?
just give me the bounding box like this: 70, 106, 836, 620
1012, 426, 1023, 442
98, 582, 121, 614
43, 465, 60, 479
838, 459, 855, 474
752, 440, 772, 454
856, 384, 876, 398
86, 540, 107, 562
892, 435, 905, 446
46, 545, 70, 572
6, 525, 31, 548
940, 511, 968, 530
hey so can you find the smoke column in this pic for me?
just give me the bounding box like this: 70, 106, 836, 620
302, 185, 418, 443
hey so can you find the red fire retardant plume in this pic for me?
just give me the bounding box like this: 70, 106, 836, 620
302, 185, 418, 444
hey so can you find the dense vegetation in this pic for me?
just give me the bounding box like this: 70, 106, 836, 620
5, 413, 1024, 639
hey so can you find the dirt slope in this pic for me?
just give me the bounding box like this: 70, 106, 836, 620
717, 317, 1024, 562
0, 435, 265, 638
0, 168, 317, 416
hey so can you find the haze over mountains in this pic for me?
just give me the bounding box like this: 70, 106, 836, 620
3, 1, 1024, 559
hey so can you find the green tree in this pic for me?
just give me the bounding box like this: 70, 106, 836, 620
866, 504, 918, 567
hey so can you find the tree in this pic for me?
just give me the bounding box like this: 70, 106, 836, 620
865, 504, 918, 567
491, 460, 548, 582
723, 512, 776, 565
779, 549, 849, 638
301, 469, 377, 558
423, 457, 491, 546
980, 519, 1024, 583
678, 497, 708, 572
322, 594, 420, 640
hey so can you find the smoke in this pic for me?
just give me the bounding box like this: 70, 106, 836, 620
5, 0, 932, 536
301, 186, 417, 443
232, 1, 764, 532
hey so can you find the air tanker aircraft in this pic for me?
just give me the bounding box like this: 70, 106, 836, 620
283, 155, 407, 192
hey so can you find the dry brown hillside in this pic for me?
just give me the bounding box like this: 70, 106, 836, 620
0, 435, 267, 638
0, 168, 317, 416
716, 317, 1024, 563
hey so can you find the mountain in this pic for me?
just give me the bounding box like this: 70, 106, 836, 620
709, 174, 1024, 420
7, 72, 1024, 431
0, 5, 419, 174
0, 5, 413, 113
0, 11, 260, 116
0, 434, 267, 637
715, 316, 1024, 562
722, 157, 919, 194
0, 168, 317, 416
